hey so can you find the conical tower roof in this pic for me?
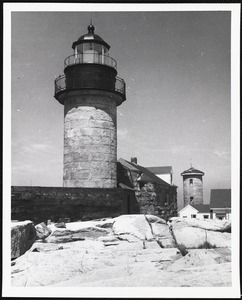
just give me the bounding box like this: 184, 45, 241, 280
181, 167, 204, 176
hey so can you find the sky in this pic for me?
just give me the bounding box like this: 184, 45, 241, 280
11, 9, 233, 211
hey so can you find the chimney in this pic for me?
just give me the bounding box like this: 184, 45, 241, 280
131, 157, 137, 164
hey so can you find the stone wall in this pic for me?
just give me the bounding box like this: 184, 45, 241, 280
135, 182, 177, 220
11, 186, 138, 224
117, 162, 178, 220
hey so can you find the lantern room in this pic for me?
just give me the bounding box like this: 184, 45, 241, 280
54, 23, 125, 105
72, 24, 110, 63
71, 24, 114, 66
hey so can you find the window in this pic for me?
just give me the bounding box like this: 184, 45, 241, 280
204, 215, 209, 219
189, 179, 193, 184
183, 216, 187, 218
216, 213, 225, 220
191, 214, 196, 218
190, 196, 194, 203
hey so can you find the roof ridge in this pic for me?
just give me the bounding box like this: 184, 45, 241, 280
118, 158, 172, 186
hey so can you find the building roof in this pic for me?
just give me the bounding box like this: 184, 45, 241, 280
178, 204, 198, 214
181, 167, 204, 176
130, 163, 171, 187
146, 166, 173, 175
118, 183, 134, 190
191, 204, 211, 213
117, 161, 134, 189
179, 204, 210, 214
118, 158, 140, 173
118, 158, 172, 187
210, 189, 231, 208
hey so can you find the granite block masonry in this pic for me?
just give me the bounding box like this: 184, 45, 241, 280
62, 91, 119, 188
54, 23, 126, 188
11, 186, 138, 224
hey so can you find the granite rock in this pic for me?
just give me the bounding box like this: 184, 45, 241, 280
11, 221, 36, 259
35, 222, 52, 240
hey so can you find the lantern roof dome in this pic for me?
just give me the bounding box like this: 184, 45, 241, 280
72, 23, 110, 50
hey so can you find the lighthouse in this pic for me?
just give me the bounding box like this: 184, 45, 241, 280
181, 167, 205, 207
54, 23, 126, 188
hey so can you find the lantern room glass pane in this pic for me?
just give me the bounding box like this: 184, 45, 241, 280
83, 44, 97, 63
76, 44, 83, 54
83, 43, 93, 52
94, 43, 102, 54
73, 43, 110, 65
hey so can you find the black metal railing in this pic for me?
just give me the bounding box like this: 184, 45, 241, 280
54, 74, 126, 99
55, 75, 66, 93
64, 53, 117, 69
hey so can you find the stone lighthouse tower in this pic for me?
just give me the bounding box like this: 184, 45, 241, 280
54, 23, 126, 188
181, 167, 204, 207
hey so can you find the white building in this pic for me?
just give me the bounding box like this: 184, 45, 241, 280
178, 204, 210, 220
146, 166, 173, 185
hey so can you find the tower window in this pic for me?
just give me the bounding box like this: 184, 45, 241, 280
190, 196, 194, 203
189, 179, 193, 184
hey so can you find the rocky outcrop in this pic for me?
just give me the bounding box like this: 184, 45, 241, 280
11, 215, 233, 287
11, 239, 231, 287
172, 225, 208, 249
170, 218, 231, 249
145, 214, 166, 224
11, 215, 232, 262
112, 214, 154, 241
54, 222, 66, 228
11, 221, 36, 259
142, 214, 175, 248
35, 222, 52, 240
95, 218, 115, 228
206, 231, 231, 248
46, 225, 110, 243
170, 217, 231, 232
45, 232, 86, 243
167, 248, 231, 272
150, 222, 175, 248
